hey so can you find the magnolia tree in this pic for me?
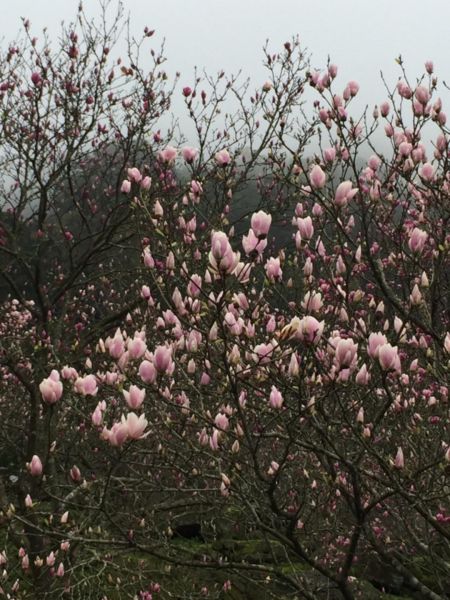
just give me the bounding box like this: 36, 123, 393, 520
0, 16, 449, 600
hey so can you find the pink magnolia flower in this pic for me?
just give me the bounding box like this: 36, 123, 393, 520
323, 147, 336, 162
355, 363, 370, 385
380, 101, 390, 117
124, 412, 148, 439
153, 345, 174, 373
211, 231, 231, 260
120, 180, 131, 193
31, 72, 42, 86
367, 332, 388, 358
139, 360, 157, 383
187, 274, 202, 297
296, 216, 314, 240
29, 455, 43, 477
415, 85, 430, 105
107, 328, 125, 359
394, 447, 404, 469
182, 146, 198, 163
242, 228, 267, 255
310, 165, 326, 189
397, 81, 412, 99
408, 227, 428, 253
250, 210, 272, 237
209, 231, 240, 274
123, 385, 146, 410
301, 291, 323, 313
334, 181, 358, 208
378, 343, 400, 372
269, 386, 284, 409
215, 149, 231, 166
61, 366, 78, 380
39, 370, 63, 404
92, 406, 103, 426
265, 257, 282, 282
127, 167, 142, 183
74, 374, 98, 396
158, 146, 177, 163
419, 162, 435, 181
253, 342, 275, 364
127, 336, 147, 360
141, 176, 152, 190
368, 155, 381, 171
334, 338, 358, 369
282, 316, 324, 344
46, 552, 56, 567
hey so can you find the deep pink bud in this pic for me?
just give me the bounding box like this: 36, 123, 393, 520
31, 72, 42, 86
380, 101, 390, 117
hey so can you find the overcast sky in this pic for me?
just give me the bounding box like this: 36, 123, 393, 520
1, 1, 449, 118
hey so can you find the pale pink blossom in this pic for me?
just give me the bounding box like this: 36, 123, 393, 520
419, 162, 435, 181
120, 179, 131, 193
310, 165, 326, 189
74, 374, 98, 396
334, 181, 358, 208
296, 216, 314, 240
269, 386, 284, 409
215, 149, 231, 166
378, 343, 400, 371
367, 332, 388, 358
182, 146, 198, 163
124, 412, 148, 439
39, 370, 63, 404
250, 210, 272, 237
408, 227, 428, 253
153, 345, 174, 373
127, 336, 147, 360
123, 385, 146, 410
242, 229, 267, 255
158, 146, 177, 163
265, 257, 282, 282
127, 167, 142, 183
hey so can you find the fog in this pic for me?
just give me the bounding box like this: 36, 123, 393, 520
1, 0, 449, 149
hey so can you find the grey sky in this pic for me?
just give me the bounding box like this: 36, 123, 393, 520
1, 1, 449, 115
